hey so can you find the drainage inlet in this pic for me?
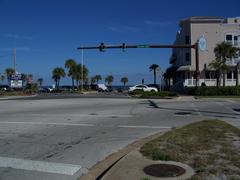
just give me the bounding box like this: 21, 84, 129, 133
143, 164, 186, 177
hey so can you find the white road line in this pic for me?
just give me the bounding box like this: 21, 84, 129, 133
0, 121, 95, 127
117, 125, 171, 129
0, 157, 81, 175
0, 121, 171, 129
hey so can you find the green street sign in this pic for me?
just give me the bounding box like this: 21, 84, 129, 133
137, 45, 150, 48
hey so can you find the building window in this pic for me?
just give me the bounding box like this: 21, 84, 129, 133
225, 34, 240, 46
186, 53, 190, 62
185, 36, 190, 44
226, 34, 232, 44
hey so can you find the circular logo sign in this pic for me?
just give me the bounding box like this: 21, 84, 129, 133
199, 35, 207, 51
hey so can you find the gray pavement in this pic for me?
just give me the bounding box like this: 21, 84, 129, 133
0, 96, 239, 180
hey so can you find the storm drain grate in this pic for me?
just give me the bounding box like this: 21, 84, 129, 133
143, 164, 186, 177
174, 112, 192, 115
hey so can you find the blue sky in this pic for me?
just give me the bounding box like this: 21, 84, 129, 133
0, 0, 240, 85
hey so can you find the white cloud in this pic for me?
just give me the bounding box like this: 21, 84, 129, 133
0, 47, 30, 51
2, 33, 33, 40
144, 20, 175, 26
108, 25, 139, 33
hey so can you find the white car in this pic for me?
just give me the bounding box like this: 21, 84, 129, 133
97, 84, 108, 92
128, 84, 158, 92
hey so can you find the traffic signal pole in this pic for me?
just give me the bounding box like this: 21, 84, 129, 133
77, 43, 200, 87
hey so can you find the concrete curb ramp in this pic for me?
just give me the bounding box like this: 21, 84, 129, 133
102, 149, 195, 180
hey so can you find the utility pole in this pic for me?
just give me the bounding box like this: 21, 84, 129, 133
13, 48, 16, 74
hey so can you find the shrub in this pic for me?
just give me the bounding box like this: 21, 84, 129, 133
186, 86, 240, 96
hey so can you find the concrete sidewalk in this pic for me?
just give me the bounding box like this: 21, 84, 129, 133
101, 149, 195, 180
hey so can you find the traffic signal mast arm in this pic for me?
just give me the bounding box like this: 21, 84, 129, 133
77, 43, 195, 51
77, 42, 200, 87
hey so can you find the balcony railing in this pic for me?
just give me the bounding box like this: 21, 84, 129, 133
184, 78, 236, 87
226, 58, 240, 66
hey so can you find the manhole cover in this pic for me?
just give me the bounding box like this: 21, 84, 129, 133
143, 164, 186, 177
174, 112, 192, 115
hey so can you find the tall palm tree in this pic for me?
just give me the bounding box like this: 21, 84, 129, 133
27, 74, 33, 84
209, 60, 222, 87
5, 68, 15, 84
52, 67, 65, 88
91, 77, 96, 85
236, 61, 240, 87
0, 75, 5, 84
149, 64, 159, 85
74, 64, 89, 89
94, 75, 102, 84
105, 75, 114, 86
121, 77, 128, 87
211, 42, 237, 87
65, 59, 77, 89
37, 78, 43, 86
21, 73, 27, 87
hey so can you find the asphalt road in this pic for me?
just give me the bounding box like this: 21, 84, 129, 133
0, 95, 239, 180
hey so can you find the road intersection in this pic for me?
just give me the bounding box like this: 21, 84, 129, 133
0, 96, 239, 180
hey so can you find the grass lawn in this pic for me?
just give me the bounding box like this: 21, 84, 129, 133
140, 120, 240, 179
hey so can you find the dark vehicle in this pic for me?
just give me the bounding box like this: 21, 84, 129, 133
147, 84, 160, 91
60, 85, 74, 91
0, 85, 11, 91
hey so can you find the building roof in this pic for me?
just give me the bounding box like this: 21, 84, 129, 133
180, 16, 224, 26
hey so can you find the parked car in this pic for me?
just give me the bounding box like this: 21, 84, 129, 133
97, 84, 108, 92
0, 85, 11, 91
38, 86, 54, 93
147, 84, 160, 91
128, 84, 158, 92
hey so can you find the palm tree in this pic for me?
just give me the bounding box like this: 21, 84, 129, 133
211, 42, 237, 87
121, 77, 128, 87
21, 73, 27, 87
91, 77, 96, 85
149, 64, 159, 85
236, 61, 240, 87
209, 60, 223, 87
5, 68, 15, 84
105, 75, 114, 86
65, 59, 77, 89
0, 75, 5, 84
94, 75, 102, 84
27, 74, 33, 84
37, 78, 43, 86
52, 67, 65, 88
74, 64, 89, 89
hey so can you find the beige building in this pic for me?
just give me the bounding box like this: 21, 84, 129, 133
167, 16, 240, 89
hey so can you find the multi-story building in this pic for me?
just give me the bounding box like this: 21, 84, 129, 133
166, 16, 240, 89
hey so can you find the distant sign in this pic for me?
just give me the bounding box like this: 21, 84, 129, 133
10, 74, 23, 88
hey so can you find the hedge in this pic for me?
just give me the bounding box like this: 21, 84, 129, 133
186, 86, 240, 96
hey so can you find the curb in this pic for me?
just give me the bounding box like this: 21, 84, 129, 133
78, 131, 168, 180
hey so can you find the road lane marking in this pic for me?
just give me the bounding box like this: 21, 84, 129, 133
117, 125, 171, 129
0, 121, 171, 129
0, 121, 94, 127
0, 157, 81, 175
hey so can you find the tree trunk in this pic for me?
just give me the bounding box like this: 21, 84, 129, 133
154, 70, 156, 84
236, 63, 240, 87
222, 70, 226, 87
72, 78, 75, 89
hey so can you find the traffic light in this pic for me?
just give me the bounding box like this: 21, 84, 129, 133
99, 42, 106, 52
122, 43, 126, 52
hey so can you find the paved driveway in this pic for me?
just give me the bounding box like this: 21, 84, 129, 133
0, 97, 239, 180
